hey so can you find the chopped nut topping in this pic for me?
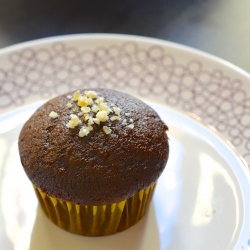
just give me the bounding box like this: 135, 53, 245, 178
81, 107, 91, 113
64, 90, 124, 137
103, 126, 111, 134
113, 107, 120, 115
96, 110, 108, 122
84, 90, 98, 99
67, 114, 81, 128
73, 90, 81, 101
49, 111, 58, 119
127, 124, 134, 129
67, 103, 72, 108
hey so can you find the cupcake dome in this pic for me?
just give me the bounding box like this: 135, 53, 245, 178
18, 89, 169, 206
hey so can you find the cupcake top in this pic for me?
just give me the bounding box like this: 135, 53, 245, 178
18, 89, 169, 205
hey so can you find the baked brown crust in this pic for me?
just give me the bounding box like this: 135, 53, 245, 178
18, 89, 169, 205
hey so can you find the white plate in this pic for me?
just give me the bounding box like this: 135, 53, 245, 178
0, 101, 250, 250
0, 34, 250, 250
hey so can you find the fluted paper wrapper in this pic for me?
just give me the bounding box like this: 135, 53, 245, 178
33, 183, 156, 236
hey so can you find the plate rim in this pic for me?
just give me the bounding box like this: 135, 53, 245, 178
0, 33, 250, 81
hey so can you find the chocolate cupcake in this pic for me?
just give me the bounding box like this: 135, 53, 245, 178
18, 88, 169, 236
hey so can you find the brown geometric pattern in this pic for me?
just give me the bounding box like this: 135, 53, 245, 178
0, 39, 249, 167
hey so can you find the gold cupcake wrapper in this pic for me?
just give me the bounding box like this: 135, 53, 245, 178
33, 183, 156, 236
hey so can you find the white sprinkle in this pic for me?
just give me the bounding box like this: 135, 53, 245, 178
129, 118, 133, 122
67, 103, 72, 108
49, 111, 58, 119
79, 126, 90, 137
103, 126, 111, 134
92, 105, 100, 113
122, 119, 127, 123
111, 103, 116, 106
93, 118, 100, 125
113, 107, 121, 115
67, 95, 72, 99
125, 113, 130, 116
127, 124, 134, 129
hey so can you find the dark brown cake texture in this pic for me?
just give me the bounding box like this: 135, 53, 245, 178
18, 89, 169, 205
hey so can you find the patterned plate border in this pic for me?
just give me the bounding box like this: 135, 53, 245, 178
0, 34, 249, 167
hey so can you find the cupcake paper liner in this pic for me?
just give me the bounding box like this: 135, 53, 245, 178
33, 183, 156, 236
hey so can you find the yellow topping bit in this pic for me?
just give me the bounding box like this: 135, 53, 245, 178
93, 118, 100, 125
66, 114, 81, 129
99, 103, 110, 113
96, 110, 108, 122
96, 97, 104, 105
77, 95, 88, 107
103, 126, 111, 134
83, 113, 90, 122
92, 105, 99, 113
73, 90, 81, 101
49, 111, 58, 119
111, 115, 121, 121
86, 97, 93, 106
81, 107, 91, 113
88, 125, 93, 131
84, 90, 98, 99
79, 126, 90, 137
113, 107, 121, 115
67, 103, 72, 108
